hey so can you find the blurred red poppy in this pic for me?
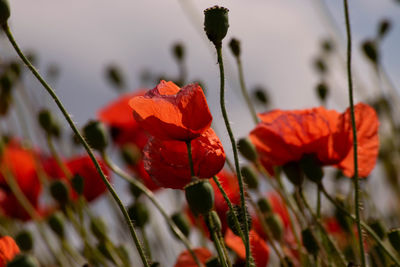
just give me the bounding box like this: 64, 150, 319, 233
250, 103, 379, 177
174, 247, 212, 267
98, 90, 148, 148
0, 142, 42, 220
0, 236, 20, 266
129, 80, 212, 141
43, 155, 110, 202
143, 128, 225, 189
225, 229, 270, 267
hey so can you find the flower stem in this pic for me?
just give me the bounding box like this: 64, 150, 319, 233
342, 1, 365, 266
206, 213, 230, 267
215, 46, 252, 266
101, 152, 202, 267
186, 140, 195, 177
2, 24, 150, 267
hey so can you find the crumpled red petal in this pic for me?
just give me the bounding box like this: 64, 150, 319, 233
130, 80, 212, 141
0, 236, 20, 266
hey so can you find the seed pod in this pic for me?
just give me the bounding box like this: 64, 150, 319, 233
185, 179, 214, 215
204, 6, 229, 48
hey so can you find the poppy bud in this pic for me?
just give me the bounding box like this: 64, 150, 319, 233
229, 38, 241, 57
207, 211, 222, 233
172, 42, 185, 62
71, 174, 84, 195
116, 244, 130, 266
241, 165, 259, 189
6, 254, 39, 267
321, 39, 334, 53
377, 19, 391, 39
50, 180, 70, 205
301, 228, 319, 256
129, 183, 142, 199
282, 161, 304, 186
0, 72, 14, 93
206, 257, 221, 267
15, 230, 33, 251
388, 229, 400, 251
237, 137, 258, 162
361, 40, 379, 64
368, 219, 386, 240
38, 109, 57, 136
105, 64, 125, 90
128, 202, 149, 228
48, 212, 65, 239
227, 204, 252, 236
0, 93, 11, 116
0, 0, 10, 25
300, 154, 324, 183
90, 217, 108, 241
97, 241, 115, 263
265, 214, 284, 241
204, 6, 229, 48
83, 120, 108, 152
171, 212, 191, 237
313, 57, 327, 74
253, 86, 269, 106
150, 262, 160, 267
185, 179, 214, 215
316, 82, 329, 102
257, 197, 272, 214
121, 144, 141, 166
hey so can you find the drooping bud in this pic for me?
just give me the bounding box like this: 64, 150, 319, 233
0, 0, 10, 25
321, 39, 334, 53
257, 197, 272, 214
171, 212, 191, 237
388, 229, 400, 251
282, 161, 304, 186
49, 180, 70, 205
185, 180, 214, 215
377, 19, 391, 39
38, 109, 60, 137
90, 217, 108, 241
265, 214, 284, 241
204, 6, 229, 48
227, 204, 252, 236
97, 241, 116, 264
316, 82, 329, 102
313, 57, 327, 74
300, 154, 324, 183
229, 38, 241, 57
128, 202, 150, 228
6, 254, 39, 267
241, 165, 259, 189
105, 64, 125, 90
361, 40, 379, 64
172, 42, 185, 62
71, 174, 84, 195
207, 211, 222, 232
237, 137, 258, 162
83, 120, 108, 152
253, 86, 269, 106
129, 183, 142, 199
301, 228, 319, 256
48, 212, 65, 239
15, 230, 33, 251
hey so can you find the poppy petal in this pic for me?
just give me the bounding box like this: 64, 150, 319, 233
0, 236, 20, 265
174, 247, 212, 267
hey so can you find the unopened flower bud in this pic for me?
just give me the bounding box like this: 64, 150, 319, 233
207, 211, 222, 232
253, 86, 269, 106
171, 212, 191, 237
50, 180, 70, 205
90, 217, 108, 241
369, 219, 386, 240
172, 42, 185, 62
300, 154, 324, 183
6, 254, 39, 267
378, 19, 391, 39
83, 120, 108, 152
241, 165, 259, 189
313, 57, 327, 74
15, 230, 33, 251
321, 39, 334, 53
48, 212, 65, 239
129, 183, 142, 199
257, 198, 272, 214
128, 202, 149, 228
71, 174, 84, 195
227, 205, 252, 236
265, 213, 284, 241
0, 0, 10, 25
229, 38, 241, 57
121, 144, 141, 166
282, 161, 304, 186
302, 228, 319, 256
237, 137, 258, 162
38, 109, 61, 137
105, 64, 125, 90
316, 82, 329, 102
185, 179, 214, 215
361, 40, 379, 64
204, 6, 229, 48
206, 257, 221, 267
116, 244, 130, 266
97, 241, 115, 263
388, 228, 400, 251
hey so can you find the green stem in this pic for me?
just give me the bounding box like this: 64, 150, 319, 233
235, 57, 259, 125
2, 24, 150, 267
320, 184, 400, 266
101, 153, 202, 267
316, 187, 321, 219
342, 1, 365, 266
206, 213, 229, 267
186, 140, 195, 177
216, 45, 252, 267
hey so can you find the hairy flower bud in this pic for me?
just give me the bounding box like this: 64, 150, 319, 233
185, 180, 214, 215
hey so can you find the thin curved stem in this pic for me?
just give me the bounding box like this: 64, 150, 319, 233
342, 1, 365, 266
216, 46, 252, 266
186, 140, 195, 177
2, 24, 150, 267
102, 153, 202, 267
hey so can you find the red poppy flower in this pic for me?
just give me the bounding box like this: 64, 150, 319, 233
129, 80, 212, 141
0, 236, 20, 266
43, 155, 110, 202
225, 229, 270, 267
0, 143, 42, 220
174, 247, 212, 267
98, 90, 148, 148
143, 128, 225, 189
250, 103, 379, 178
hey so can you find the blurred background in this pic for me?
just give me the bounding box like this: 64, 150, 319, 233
1, 0, 400, 265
